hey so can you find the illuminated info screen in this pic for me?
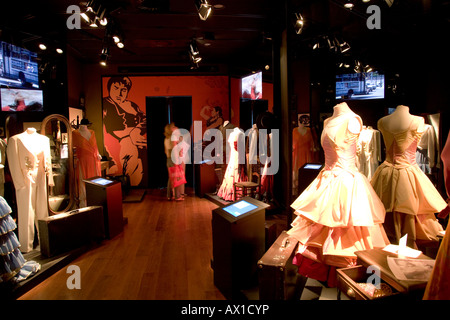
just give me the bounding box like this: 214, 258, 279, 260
223, 200, 258, 217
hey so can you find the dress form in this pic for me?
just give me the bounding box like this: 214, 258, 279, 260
78, 125, 91, 140
371, 105, 445, 247
7, 128, 53, 252
379, 105, 425, 134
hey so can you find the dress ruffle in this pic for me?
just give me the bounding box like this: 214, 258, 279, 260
0, 196, 12, 219
0, 215, 17, 235
291, 167, 386, 228
0, 248, 26, 282
0, 231, 21, 256
371, 161, 447, 215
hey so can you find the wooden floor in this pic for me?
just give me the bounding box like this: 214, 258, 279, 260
18, 188, 226, 300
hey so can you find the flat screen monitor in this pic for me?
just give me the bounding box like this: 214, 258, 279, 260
223, 200, 258, 217
0, 87, 43, 112
241, 72, 262, 100
336, 71, 384, 100
90, 177, 114, 186
0, 41, 39, 89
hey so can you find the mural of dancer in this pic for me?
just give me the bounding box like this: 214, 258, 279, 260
102, 76, 147, 187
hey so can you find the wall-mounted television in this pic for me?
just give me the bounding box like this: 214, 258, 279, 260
0, 41, 39, 89
241, 71, 262, 100
336, 71, 384, 100
1, 87, 43, 112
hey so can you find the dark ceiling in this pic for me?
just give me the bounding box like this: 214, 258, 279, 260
1, 0, 449, 75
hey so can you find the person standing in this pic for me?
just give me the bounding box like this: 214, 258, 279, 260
164, 123, 184, 201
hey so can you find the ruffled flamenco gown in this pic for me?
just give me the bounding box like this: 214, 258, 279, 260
1, 196, 40, 284
370, 115, 446, 246
287, 105, 389, 286
217, 128, 246, 201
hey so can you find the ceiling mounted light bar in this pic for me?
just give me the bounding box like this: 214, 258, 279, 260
195, 0, 212, 21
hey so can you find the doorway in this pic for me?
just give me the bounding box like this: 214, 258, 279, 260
147, 96, 193, 189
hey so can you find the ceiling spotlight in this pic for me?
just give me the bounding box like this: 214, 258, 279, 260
56, 48, 64, 54
100, 47, 109, 66
117, 42, 124, 48
354, 60, 361, 73
97, 7, 108, 26
339, 41, 351, 53
39, 43, 47, 50
189, 40, 202, 63
344, 1, 355, 9
294, 13, 305, 35
195, 0, 212, 21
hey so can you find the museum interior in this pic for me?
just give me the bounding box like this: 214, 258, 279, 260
0, 0, 450, 305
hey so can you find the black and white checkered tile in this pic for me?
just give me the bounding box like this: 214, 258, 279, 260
300, 278, 350, 300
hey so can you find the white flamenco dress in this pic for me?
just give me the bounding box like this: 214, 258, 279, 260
217, 128, 246, 201
287, 103, 389, 284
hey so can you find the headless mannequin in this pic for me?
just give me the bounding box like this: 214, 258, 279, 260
297, 122, 307, 135
26, 127, 36, 135
78, 125, 91, 141
378, 105, 425, 134
327, 102, 362, 136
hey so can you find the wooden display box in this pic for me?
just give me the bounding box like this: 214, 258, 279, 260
337, 265, 401, 300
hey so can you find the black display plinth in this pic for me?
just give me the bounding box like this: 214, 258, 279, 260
84, 177, 124, 239
212, 196, 269, 300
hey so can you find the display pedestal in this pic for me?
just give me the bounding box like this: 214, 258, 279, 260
195, 161, 217, 197
212, 197, 269, 300
85, 177, 124, 239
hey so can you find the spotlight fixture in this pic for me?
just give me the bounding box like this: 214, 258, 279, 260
39, 43, 47, 50
189, 39, 202, 63
294, 13, 305, 35
56, 48, 64, 54
344, 1, 355, 9
339, 41, 351, 53
195, 0, 212, 21
82, 0, 108, 28
100, 47, 109, 66
326, 36, 337, 51
354, 60, 361, 73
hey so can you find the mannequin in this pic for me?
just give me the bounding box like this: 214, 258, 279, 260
215, 120, 235, 190
287, 102, 388, 286
371, 105, 446, 248
7, 128, 54, 253
73, 119, 102, 207
292, 117, 314, 194
247, 124, 258, 179
217, 127, 245, 201
356, 126, 381, 179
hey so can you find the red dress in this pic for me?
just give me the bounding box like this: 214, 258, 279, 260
73, 129, 101, 180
